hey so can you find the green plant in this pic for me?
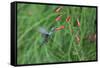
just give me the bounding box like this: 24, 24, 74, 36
17, 4, 97, 64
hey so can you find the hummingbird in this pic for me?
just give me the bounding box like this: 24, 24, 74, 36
38, 26, 65, 45
38, 27, 56, 45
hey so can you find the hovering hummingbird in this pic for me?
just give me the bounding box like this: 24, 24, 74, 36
38, 27, 55, 45
38, 26, 65, 45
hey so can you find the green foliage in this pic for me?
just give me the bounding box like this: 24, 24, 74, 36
17, 3, 97, 64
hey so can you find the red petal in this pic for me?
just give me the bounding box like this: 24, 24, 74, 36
55, 25, 65, 31
66, 16, 70, 22
55, 6, 63, 13
77, 19, 80, 27
60, 25, 65, 29
56, 15, 61, 21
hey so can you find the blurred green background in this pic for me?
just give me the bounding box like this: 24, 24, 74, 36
17, 3, 97, 65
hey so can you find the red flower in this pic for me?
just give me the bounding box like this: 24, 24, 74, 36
55, 6, 63, 13
60, 25, 65, 29
77, 19, 80, 27
66, 16, 71, 22
55, 25, 65, 31
56, 15, 62, 21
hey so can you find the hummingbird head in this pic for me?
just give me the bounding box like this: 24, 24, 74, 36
48, 27, 56, 35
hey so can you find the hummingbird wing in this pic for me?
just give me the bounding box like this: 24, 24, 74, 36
38, 27, 49, 35
38, 27, 50, 45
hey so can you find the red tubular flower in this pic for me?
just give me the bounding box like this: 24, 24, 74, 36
60, 25, 65, 29
55, 25, 65, 31
66, 16, 71, 22
77, 19, 80, 27
55, 6, 63, 13
56, 15, 62, 21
